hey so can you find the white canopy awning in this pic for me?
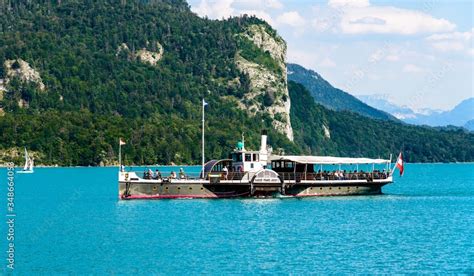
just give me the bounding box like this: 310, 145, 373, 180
271, 155, 390, 165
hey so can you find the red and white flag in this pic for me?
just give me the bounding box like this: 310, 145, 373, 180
119, 138, 126, 146
396, 152, 404, 176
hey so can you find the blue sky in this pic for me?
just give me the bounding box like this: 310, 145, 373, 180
188, 0, 473, 111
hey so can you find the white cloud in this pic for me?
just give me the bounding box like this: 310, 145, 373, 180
340, 6, 456, 35
429, 41, 465, 51
328, 0, 369, 8
403, 64, 424, 73
317, 0, 456, 35
426, 29, 473, 54
233, 0, 283, 10
192, 0, 234, 19
312, 18, 332, 32
276, 11, 306, 27
241, 10, 275, 26
191, 0, 277, 26
264, 0, 283, 9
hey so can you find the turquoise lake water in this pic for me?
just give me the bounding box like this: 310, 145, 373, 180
0, 163, 473, 274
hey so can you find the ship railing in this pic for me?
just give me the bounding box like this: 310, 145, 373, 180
133, 170, 389, 183
277, 172, 390, 182
209, 172, 248, 182
138, 171, 202, 180
135, 170, 251, 183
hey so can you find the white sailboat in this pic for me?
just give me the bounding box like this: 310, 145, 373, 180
17, 148, 34, 174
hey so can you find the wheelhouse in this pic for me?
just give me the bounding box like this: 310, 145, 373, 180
230, 150, 265, 172
228, 130, 269, 173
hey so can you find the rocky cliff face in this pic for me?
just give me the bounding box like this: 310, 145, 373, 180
235, 24, 294, 141
2, 59, 45, 91
0, 59, 45, 113
116, 41, 164, 66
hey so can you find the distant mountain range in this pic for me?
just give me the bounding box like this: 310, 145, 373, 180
464, 120, 474, 131
287, 63, 397, 121
358, 95, 474, 130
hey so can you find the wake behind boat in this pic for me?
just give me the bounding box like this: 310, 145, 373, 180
118, 131, 402, 199
17, 147, 34, 174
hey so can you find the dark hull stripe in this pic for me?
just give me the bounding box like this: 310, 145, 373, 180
121, 192, 250, 200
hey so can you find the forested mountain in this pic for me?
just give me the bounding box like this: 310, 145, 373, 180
0, 0, 473, 165
287, 63, 396, 121
0, 0, 298, 165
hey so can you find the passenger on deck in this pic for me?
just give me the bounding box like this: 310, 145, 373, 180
148, 169, 153, 180
223, 166, 229, 180
179, 168, 186, 179
170, 171, 177, 179
154, 169, 162, 180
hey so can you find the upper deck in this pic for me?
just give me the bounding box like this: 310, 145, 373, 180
270, 155, 393, 183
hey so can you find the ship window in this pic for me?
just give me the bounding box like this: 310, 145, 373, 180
286, 162, 294, 169
253, 154, 259, 162
245, 154, 251, 162
232, 153, 242, 162
251, 163, 254, 169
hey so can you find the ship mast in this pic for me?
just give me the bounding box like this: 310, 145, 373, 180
202, 99, 208, 179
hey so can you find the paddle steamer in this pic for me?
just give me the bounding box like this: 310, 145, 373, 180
118, 131, 395, 199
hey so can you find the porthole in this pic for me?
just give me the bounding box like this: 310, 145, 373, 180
329, 187, 332, 190
320, 187, 323, 190
200, 187, 204, 190
189, 187, 192, 190
310, 187, 312, 190
338, 187, 341, 190
178, 187, 181, 190
356, 186, 359, 189
165, 187, 169, 190
152, 186, 158, 191
347, 187, 350, 190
